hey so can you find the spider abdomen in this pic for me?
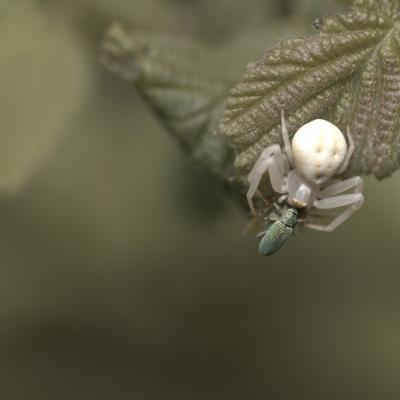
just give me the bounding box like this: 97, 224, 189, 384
291, 119, 347, 185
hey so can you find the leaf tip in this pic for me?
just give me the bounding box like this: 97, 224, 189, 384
100, 22, 144, 81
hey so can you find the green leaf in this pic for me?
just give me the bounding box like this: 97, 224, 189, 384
219, 0, 400, 180
101, 23, 248, 187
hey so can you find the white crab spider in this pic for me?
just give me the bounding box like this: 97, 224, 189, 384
247, 112, 364, 233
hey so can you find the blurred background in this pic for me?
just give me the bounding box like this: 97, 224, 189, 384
1, 0, 400, 399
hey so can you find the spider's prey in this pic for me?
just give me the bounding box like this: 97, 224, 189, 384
258, 207, 298, 256
247, 112, 364, 255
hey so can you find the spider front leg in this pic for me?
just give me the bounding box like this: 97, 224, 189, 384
247, 145, 288, 216
305, 176, 364, 232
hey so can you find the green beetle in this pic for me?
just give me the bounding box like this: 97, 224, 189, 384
258, 207, 298, 256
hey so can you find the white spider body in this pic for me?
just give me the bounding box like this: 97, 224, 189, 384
292, 119, 347, 185
247, 112, 364, 234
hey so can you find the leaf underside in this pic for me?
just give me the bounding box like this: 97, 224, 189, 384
101, 23, 249, 191
219, 0, 400, 180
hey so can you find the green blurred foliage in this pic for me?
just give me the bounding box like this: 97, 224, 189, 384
0, 2, 91, 193
1, 1, 400, 400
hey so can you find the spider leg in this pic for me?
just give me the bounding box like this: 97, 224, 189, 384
277, 194, 289, 204
256, 189, 271, 208
319, 176, 363, 198
247, 145, 288, 216
264, 210, 281, 223
306, 173, 363, 232
337, 126, 355, 174
281, 110, 295, 168
305, 193, 364, 232
272, 202, 283, 214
